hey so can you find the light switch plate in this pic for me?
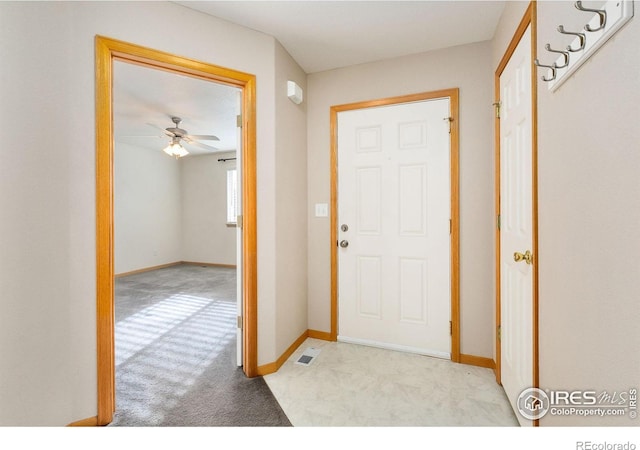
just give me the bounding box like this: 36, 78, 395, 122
315, 203, 328, 217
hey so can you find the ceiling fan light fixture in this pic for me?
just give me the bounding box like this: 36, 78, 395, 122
163, 140, 188, 158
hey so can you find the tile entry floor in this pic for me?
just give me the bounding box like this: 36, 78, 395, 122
264, 338, 519, 426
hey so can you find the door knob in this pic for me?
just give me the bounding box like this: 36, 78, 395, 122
339, 240, 349, 248
513, 250, 533, 265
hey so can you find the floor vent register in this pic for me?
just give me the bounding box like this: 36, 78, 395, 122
295, 347, 321, 366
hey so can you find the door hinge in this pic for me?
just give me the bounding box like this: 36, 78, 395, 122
493, 101, 501, 119
450, 321, 453, 336
497, 325, 501, 341
236, 114, 243, 128
444, 117, 453, 133
449, 219, 452, 235
237, 215, 243, 229
497, 214, 501, 230
237, 316, 243, 329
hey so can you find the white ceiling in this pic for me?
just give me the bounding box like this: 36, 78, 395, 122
178, 0, 506, 73
115, 1, 506, 157
114, 60, 241, 156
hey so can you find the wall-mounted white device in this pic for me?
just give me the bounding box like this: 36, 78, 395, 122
287, 80, 303, 105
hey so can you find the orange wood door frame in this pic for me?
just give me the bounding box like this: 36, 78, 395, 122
95, 36, 258, 425
329, 89, 460, 362
494, 1, 539, 421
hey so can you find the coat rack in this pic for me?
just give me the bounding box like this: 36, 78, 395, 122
535, 1, 634, 92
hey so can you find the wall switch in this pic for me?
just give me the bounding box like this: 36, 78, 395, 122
315, 203, 328, 217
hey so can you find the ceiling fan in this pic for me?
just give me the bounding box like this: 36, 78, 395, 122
148, 116, 220, 158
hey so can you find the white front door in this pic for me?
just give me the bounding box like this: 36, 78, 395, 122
499, 26, 534, 426
337, 98, 451, 358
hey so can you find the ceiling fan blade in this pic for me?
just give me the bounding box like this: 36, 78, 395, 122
146, 123, 175, 137
185, 134, 220, 141
183, 139, 219, 152
118, 134, 164, 138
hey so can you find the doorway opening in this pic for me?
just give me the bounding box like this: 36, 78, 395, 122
111, 58, 243, 424
95, 36, 258, 425
329, 89, 460, 362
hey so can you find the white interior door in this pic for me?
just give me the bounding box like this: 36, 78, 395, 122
499, 26, 534, 426
337, 99, 451, 358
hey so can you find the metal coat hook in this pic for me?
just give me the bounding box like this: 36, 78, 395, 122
545, 44, 570, 69
558, 25, 587, 52
575, 1, 607, 32
534, 59, 557, 82
542, 0, 633, 91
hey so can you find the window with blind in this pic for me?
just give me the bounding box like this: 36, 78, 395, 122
227, 169, 237, 225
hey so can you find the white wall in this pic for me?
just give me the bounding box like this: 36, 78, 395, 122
535, 0, 640, 426
114, 143, 182, 274
181, 152, 237, 266
0, 0, 288, 425
115, 146, 238, 273
491, 1, 529, 69
274, 41, 309, 356
306, 41, 495, 358
0, 3, 75, 425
